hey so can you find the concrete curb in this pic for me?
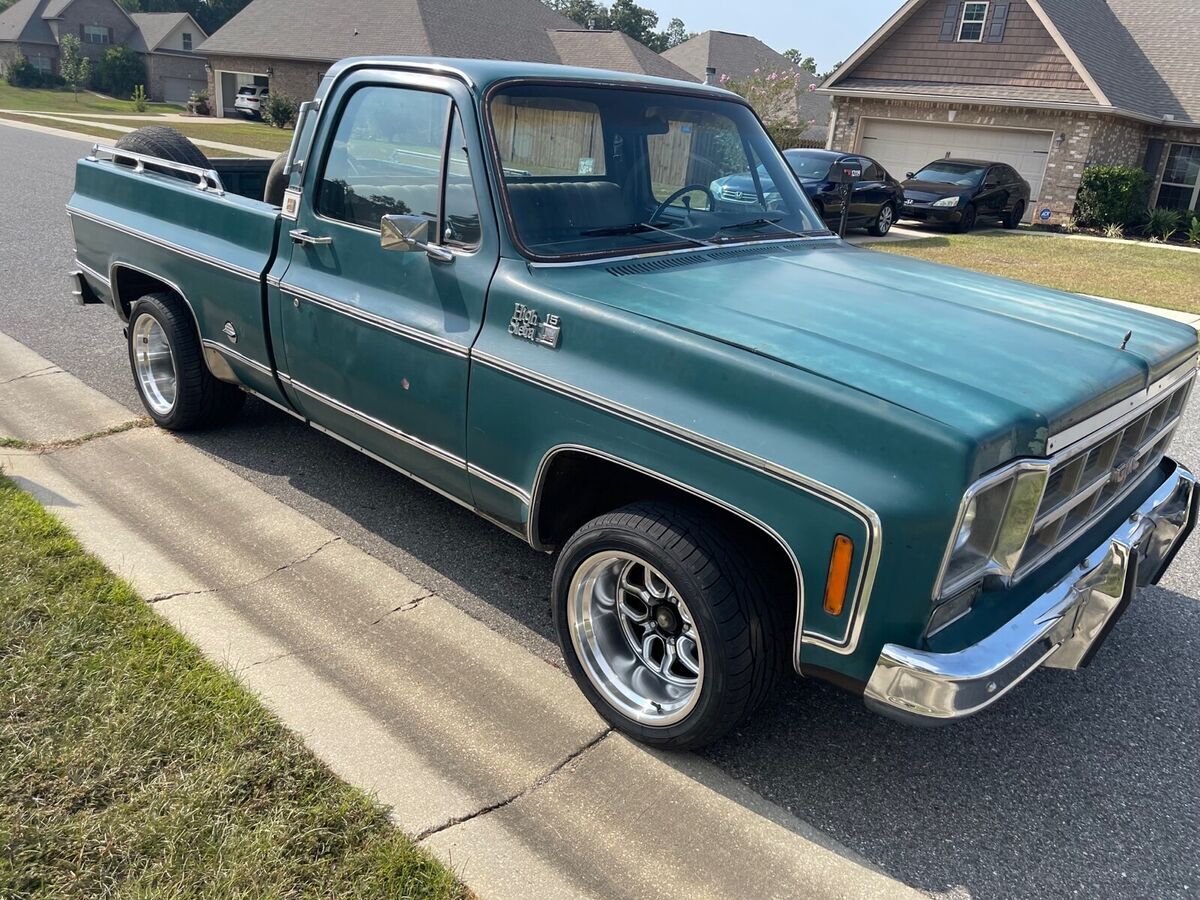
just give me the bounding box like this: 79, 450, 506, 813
0, 332, 919, 900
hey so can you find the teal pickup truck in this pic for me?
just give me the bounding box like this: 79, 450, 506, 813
69, 57, 1199, 749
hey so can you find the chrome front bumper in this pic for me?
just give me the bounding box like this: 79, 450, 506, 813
865, 460, 1197, 725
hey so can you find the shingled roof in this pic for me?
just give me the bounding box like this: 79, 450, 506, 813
662, 30, 797, 83
130, 12, 204, 53
825, 0, 1200, 126
0, 0, 146, 50
197, 0, 692, 80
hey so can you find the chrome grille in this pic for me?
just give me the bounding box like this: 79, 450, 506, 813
1019, 379, 1192, 574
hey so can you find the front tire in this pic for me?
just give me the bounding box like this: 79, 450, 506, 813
956, 203, 977, 233
127, 293, 244, 430
552, 502, 783, 750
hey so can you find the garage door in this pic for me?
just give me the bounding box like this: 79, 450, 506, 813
161, 76, 199, 105
860, 119, 1052, 221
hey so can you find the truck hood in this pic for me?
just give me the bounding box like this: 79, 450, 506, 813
538, 241, 1197, 469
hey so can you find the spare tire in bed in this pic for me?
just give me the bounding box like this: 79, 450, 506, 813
115, 126, 211, 180
262, 152, 289, 206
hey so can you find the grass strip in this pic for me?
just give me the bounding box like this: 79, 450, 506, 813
873, 231, 1200, 313
0, 474, 466, 898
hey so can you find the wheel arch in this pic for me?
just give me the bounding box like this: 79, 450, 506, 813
529, 444, 804, 658
110, 263, 235, 383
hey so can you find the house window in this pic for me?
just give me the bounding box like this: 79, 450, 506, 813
182, 32, 192, 51
82, 24, 112, 44
1156, 144, 1200, 215
30, 56, 52, 74
957, 2, 989, 41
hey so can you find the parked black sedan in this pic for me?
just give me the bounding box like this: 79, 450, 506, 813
784, 149, 904, 236
899, 159, 1031, 232
709, 149, 904, 236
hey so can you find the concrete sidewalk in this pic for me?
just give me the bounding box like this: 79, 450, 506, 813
0, 113, 278, 158
0, 330, 917, 900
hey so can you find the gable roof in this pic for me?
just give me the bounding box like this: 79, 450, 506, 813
0, 0, 56, 45
824, 0, 1199, 126
131, 12, 205, 53
198, 0, 687, 79
547, 29, 697, 81
0, 0, 147, 51
662, 30, 797, 83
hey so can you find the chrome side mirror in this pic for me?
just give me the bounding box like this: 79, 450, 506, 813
380, 214, 453, 262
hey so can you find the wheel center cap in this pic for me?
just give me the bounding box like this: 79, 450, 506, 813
653, 605, 679, 634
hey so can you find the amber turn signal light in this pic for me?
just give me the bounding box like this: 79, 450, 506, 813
823, 534, 854, 616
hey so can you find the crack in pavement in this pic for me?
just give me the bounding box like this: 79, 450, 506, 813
368, 592, 435, 625
0, 418, 150, 453
146, 536, 343, 604
0, 365, 60, 386
413, 727, 614, 843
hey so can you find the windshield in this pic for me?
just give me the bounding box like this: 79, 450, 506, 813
489, 83, 826, 260
910, 162, 986, 187
784, 151, 833, 180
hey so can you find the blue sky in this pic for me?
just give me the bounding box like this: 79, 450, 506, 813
649, 0, 902, 72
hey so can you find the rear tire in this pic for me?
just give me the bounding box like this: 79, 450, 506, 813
1002, 200, 1026, 229
127, 292, 244, 431
552, 501, 784, 750
868, 203, 896, 237
115, 126, 210, 181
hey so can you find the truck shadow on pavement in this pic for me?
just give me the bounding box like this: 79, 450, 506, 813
184, 398, 1200, 900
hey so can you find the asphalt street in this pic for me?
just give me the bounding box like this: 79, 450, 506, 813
3, 122, 1198, 899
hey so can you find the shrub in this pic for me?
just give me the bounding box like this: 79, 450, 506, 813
131, 83, 147, 113
1187, 215, 1200, 247
1074, 165, 1150, 227
262, 92, 297, 129
1102, 222, 1125, 239
1144, 207, 1182, 242
93, 45, 145, 99
765, 123, 822, 150
5, 54, 45, 88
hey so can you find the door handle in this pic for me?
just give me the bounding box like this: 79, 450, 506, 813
290, 229, 332, 246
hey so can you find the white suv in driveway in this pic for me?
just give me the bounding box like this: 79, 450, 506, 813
233, 85, 268, 118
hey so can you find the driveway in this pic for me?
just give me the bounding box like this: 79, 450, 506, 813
3, 122, 1198, 899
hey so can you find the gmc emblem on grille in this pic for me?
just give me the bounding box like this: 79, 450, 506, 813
1110, 459, 1137, 487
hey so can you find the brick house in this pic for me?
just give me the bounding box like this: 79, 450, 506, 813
197, 0, 695, 118
0, 0, 208, 102
820, 0, 1200, 224
131, 13, 208, 103
663, 31, 831, 144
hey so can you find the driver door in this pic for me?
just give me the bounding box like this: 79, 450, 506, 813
274, 73, 496, 500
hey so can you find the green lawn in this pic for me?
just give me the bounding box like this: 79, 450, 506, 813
0, 475, 465, 899
874, 231, 1200, 314
98, 117, 296, 153
0, 83, 180, 115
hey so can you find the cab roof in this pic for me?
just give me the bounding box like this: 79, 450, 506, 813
324, 55, 735, 98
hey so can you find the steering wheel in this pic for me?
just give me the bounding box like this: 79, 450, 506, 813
650, 184, 716, 224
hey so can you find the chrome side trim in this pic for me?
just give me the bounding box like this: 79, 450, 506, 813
467, 463, 532, 503
286, 376, 465, 469
68, 206, 262, 282
307, 420, 526, 542
1046, 358, 1199, 454
242, 385, 306, 421
76, 258, 110, 288
279, 283, 469, 358
530, 443, 807, 667
200, 339, 274, 377
471, 350, 882, 660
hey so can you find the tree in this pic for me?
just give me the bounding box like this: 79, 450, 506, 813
59, 34, 91, 100
94, 45, 145, 99
720, 67, 805, 127
543, 0, 690, 53
782, 49, 817, 74
662, 17, 694, 49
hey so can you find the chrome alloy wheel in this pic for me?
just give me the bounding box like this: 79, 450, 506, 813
877, 204, 894, 234
132, 314, 177, 416
567, 552, 704, 726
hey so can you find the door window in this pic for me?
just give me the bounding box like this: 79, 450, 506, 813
318, 86, 451, 231
443, 111, 481, 248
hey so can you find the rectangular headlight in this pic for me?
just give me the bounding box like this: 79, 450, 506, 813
936, 465, 1048, 598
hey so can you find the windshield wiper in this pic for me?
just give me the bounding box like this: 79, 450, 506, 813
580, 221, 712, 248
711, 217, 814, 241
